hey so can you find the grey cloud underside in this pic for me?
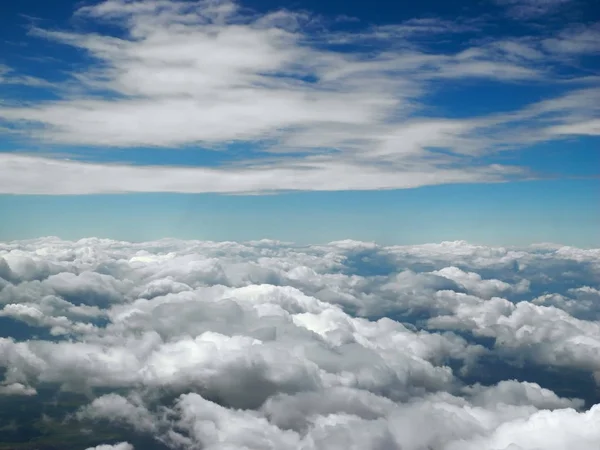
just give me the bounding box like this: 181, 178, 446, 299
1, 0, 599, 193
1, 237, 600, 449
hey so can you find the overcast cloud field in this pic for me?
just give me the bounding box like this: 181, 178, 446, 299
0, 237, 599, 449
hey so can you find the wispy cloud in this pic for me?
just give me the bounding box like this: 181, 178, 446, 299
0, 153, 525, 194
0, 0, 598, 194
0, 64, 55, 88
493, 0, 574, 19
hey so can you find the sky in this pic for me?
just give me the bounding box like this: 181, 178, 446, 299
1, 3, 600, 445
0, 0, 599, 245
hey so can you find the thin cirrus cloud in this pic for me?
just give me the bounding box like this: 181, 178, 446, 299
0, 0, 598, 194
0, 153, 524, 195
493, 0, 574, 19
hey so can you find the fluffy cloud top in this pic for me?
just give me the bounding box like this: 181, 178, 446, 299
1, 237, 599, 449
86, 443, 134, 450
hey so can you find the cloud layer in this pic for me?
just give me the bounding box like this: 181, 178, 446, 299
1, 237, 599, 448
0, 0, 599, 193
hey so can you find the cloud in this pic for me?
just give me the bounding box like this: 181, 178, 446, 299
533, 286, 600, 319
1, 237, 600, 448
85, 443, 134, 450
0, 153, 526, 194
0, 382, 37, 396
78, 389, 600, 450
447, 405, 600, 450
493, 0, 573, 19
0, 64, 54, 88
432, 266, 530, 299
547, 118, 600, 136
542, 24, 600, 55
463, 380, 584, 410
428, 293, 600, 375
0, 0, 598, 193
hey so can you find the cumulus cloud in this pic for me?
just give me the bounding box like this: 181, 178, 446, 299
429, 298, 600, 373
1, 237, 600, 448
0, 382, 37, 396
533, 286, 600, 319
85, 443, 133, 450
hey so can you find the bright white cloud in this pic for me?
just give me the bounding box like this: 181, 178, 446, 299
1, 237, 600, 449
0, 382, 37, 396
0, 153, 523, 194
494, 0, 573, 19
0, 0, 598, 193
85, 443, 134, 450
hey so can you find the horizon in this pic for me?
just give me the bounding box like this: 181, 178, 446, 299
0, 0, 599, 245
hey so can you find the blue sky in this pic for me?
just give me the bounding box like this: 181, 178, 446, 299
0, 0, 598, 245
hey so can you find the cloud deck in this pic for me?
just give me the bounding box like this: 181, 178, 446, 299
1, 238, 599, 449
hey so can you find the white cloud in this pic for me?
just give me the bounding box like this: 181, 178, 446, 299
464, 380, 584, 410
0, 64, 54, 88
81, 389, 600, 450
532, 286, 600, 319
547, 118, 600, 136
0, 153, 523, 194
1, 237, 600, 448
432, 266, 529, 299
85, 443, 134, 450
0, 0, 598, 193
428, 293, 600, 374
0, 382, 37, 396
78, 393, 158, 433
448, 405, 600, 450
494, 0, 573, 19
542, 24, 600, 54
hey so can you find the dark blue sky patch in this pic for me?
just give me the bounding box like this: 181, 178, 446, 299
0, 316, 58, 342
